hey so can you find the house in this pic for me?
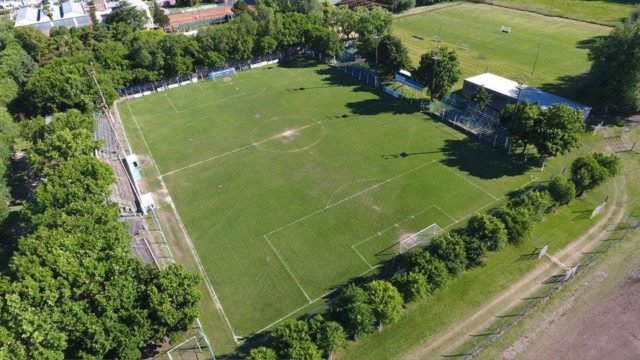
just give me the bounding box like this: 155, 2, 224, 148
13, 1, 90, 34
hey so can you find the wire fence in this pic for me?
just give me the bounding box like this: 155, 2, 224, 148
458, 215, 640, 359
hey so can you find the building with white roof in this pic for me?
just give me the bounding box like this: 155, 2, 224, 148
13, 0, 91, 33
462, 73, 591, 119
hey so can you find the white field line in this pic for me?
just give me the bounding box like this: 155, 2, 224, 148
254, 265, 380, 335
351, 246, 375, 269
436, 162, 499, 200
265, 160, 437, 237
325, 178, 386, 207
164, 93, 179, 113
264, 235, 312, 303
161, 120, 326, 177
125, 102, 241, 343
434, 204, 459, 223
175, 87, 265, 114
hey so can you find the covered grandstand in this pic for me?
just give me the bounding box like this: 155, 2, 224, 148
462, 73, 591, 120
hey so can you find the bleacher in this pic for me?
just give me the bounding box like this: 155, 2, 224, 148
433, 93, 509, 147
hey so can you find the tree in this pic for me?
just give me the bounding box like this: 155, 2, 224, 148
335, 6, 357, 39
391, 271, 428, 302
585, 21, 640, 113
233, 0, 251, 15
0, 42, 38, 83
466, 213, 508, 251
500, 102, 540, 153
22, 56, 117, 116
364, 280, 404, 329
414, 46, 461, 100
409, 249, 449, 292
247, 347, 277, 360
592, 152, 621, 177
548, 176, 576, 205
272, 319, 311, 355
334, 284, 375, 338
309, 315, 346, 359
0, 77, 18, 107
462, 235, 486, 268
570, 155, 609, 195
152, 2, 170, 28
473, 86, 492, 109
429, 233, 467, 276
532, 103, 584, 159
508, 189, 553, 220
104, 1, 148, 30
288, 341, 322, 360
354, 6, 393, 38
13, 26, 48, 63
360, 34, 410, 76
494, 207, 532, 245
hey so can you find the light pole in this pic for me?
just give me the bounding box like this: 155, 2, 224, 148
530, 41, 542, 77
430, 40, 441, 105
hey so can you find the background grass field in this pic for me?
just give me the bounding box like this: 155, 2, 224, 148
472, 0, 635, 26
394, 3, 609, 98
119, 63, 545, 338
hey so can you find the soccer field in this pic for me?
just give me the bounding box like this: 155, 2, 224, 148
394, 3, 609, 95
120, 63, 540, 337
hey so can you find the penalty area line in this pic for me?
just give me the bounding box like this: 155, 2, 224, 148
164, 93, 179, 113
264, 235, 312, 303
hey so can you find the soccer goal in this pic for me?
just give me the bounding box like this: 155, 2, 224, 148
500, 26, 512, 34
398, 223, 443, 254
208, 67, 237, 80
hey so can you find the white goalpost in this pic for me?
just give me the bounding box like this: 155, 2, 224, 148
398, 223, 443, 254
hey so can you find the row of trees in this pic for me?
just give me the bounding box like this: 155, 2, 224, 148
0, 108, 16, 224
245, 152, 621, 358
500, 102, 585, 159
4, 3, 401, 117
0, 110, 202, 359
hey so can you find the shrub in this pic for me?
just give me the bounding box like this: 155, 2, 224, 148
333, 284, 375, 338
429, 233, 467, 276
592, 152, 622, 177
494, 207, 532, 244
466, 213, 508, 251
508, 189, 553, 220
570, 155, 609, 195
462, 235, 486, 268
247, 347, 277, 360
391, 271, 428, 302
409, 249, 449, 292
548, 176, 576, 205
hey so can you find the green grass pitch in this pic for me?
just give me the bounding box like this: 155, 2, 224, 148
120, 63, 542, 336
394, 3, 609, 96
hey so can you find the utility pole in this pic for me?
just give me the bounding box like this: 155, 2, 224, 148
430, 40, 441, 105
372, 30, 381, 70
530, 41, 542, 77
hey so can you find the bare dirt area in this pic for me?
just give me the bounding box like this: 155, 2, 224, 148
520, 274, 640, 360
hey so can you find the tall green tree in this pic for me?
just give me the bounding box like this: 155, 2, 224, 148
494, 207, 532, 245
466, 213, 508, 251
414, 46, 461, 99
359, 34, 410, 76
391, 271, 428, 302
548, 176, 576, 205
309, 315, 346, 359
409, 249, 449, 292
586, 20, 640, 113
532, 103, 585, 159
500, 102, 540, 154
104, 1, 148, 30
334, 284, 375, 338
364, 280, 404, 329
429, 233, 467, 276
570, 155, 609, 195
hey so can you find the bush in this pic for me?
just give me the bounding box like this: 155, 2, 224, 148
548, 176, 576, 205
247, 347, 277, 360
429, 233, 467, 276
592, 152, 622, 177
333, 284, 375, 338
466, 213, 508, 251
409, 249, 449, 292
494, 207, 532, 244
364, 280, 404, 327
508, 189, 553, 220
462, 235, 486, 268
391, 271, 428, 302
570, 155, 609, 195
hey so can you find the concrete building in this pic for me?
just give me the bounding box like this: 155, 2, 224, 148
13, 1, 90, 33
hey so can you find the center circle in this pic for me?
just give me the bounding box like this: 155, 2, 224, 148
250, 116, 324, 153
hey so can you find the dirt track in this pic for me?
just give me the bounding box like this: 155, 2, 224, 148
400, 175, 628, 359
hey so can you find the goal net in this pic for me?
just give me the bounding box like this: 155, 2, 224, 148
398, 223, 443, 254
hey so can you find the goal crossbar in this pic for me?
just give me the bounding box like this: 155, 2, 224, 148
398, 223, 443, 254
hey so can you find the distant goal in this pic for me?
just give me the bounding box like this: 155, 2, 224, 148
398, 223, 443, 254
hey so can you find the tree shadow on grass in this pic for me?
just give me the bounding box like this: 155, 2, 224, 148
440, 138, 534, 180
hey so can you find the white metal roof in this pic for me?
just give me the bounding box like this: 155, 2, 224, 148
465, 73, 521, 99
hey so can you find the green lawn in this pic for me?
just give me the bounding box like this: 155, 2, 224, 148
336, 133, 613, 360
119, 63, 544, 342
394, 3, 609, 98
473, 0, 635, 26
